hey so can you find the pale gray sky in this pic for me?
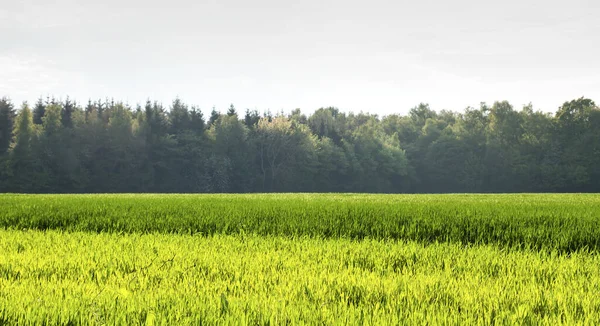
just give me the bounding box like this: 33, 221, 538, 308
1, 0, 599, 115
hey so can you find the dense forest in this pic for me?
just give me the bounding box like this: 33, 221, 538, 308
0, 96, 598, 193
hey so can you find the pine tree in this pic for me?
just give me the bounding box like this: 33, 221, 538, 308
244, 109, 260, 128
13, 103, 35, 155
8, 103, 46, 192
190, 106, 205, 134
169, 98, 190, 134
227, 104, 237, 117
33, 97, 46, 125
209, 107, 220, 125
62, 96, 75, 128
0, 97, 16, 155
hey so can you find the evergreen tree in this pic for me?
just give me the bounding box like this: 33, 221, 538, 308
227, 104, 237, 117
169, 98, 190, 134
62, 97, 75, 128
33, 97, 46, 125
9, 103, 46, 192
12, 103, 35, 155
0, 97, 15, 155
209, 107, 220, 126
190, 106, 205, 134
244, 109, 260, 128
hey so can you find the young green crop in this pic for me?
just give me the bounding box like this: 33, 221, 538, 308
1, 194, 600, 251
1, 230, 600, 325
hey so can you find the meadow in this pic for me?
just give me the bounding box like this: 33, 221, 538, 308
1, 194, 600, 324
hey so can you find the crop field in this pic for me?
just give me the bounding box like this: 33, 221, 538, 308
1, 194, 600, 324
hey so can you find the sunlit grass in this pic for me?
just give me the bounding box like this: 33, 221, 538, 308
1, 230, 599, 325
2, 194, 600, 324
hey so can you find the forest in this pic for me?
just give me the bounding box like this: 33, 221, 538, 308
0, 96, 598, 193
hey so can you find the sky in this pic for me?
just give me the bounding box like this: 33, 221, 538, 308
1, 0, 599, 116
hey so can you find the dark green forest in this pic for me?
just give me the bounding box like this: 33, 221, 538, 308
0, 96, 598, 193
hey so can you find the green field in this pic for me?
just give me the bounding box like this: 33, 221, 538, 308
1, 194, 600, 324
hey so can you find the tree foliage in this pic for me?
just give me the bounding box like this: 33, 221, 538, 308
0, 96, 598, 193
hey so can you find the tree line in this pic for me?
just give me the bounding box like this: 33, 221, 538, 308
0, 96, 598, 193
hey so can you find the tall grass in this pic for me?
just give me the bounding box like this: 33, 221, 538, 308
1, 194, 599, 251
1, 230, 599, 325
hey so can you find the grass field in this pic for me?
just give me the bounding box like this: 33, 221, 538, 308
1, 194, 600, 324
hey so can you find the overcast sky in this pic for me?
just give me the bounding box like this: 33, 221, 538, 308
1, 0, 599, 115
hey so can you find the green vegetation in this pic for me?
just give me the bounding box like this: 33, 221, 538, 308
2, 230, 600, 325
1, 96, 599, 193
2, 193, 600, 324
2, 194, 600, 252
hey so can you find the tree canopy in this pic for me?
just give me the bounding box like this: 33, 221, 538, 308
0, 96, 598, 193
